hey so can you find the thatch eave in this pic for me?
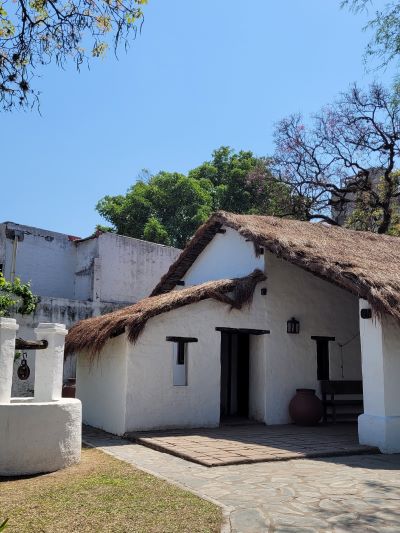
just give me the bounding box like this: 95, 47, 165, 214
65, 269, 266, 357
151, 211, 400, 324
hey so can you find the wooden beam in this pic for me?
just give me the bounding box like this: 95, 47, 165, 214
215, 327, 270, 335
15, 338, 48, 350
166, 336, 198, 343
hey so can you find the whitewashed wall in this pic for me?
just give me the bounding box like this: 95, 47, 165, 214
183, 226, 264, 286
76, 334, 128, 436
11, 298, 121, 397
125, 290, 268, 432
74, 238, 99, 301
0, 222, 181, 305
1, 221, 180, 396
0, 223, 77, 299
264, 251, 361, 424
98, 233, 180, 303
77, 284, 268, 434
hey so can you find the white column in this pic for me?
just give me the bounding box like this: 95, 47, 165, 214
358, 299, 400, 453
34, 323, 67, 402
0, 318, 19, 403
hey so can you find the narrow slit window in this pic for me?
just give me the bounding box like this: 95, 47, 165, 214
166, 336, 198, 387
177, 342, 185, 365
173, 342, 187, 386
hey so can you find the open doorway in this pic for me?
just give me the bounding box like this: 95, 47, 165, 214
220, 331, 250, 421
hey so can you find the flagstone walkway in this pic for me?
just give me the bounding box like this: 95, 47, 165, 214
83, 426, 400, 532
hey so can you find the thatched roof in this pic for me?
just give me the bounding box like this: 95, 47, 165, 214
65, 269, 266, 356
151, 211, 400, 323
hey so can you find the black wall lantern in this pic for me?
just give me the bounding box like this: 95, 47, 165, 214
287, 317, 300, 334
360, 308, 372, 319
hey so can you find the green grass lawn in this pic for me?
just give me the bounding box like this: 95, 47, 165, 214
0, 447, 222, 533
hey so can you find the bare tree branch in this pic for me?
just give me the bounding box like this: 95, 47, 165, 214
0, 0, 147, 109
273, 83, 400, 233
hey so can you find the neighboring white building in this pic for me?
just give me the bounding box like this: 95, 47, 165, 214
0, 221, 180, 395
69, 211, 400, 454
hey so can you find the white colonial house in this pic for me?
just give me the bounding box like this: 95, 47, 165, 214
67, 212, 400, 453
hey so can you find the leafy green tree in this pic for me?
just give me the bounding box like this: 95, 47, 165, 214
97, 171, 213, 248
189, 146, 296, 216
0, 0, 147, 109
95, 224, 115, 233
143, 217, 170, 245
96, 147, 299, 248
0, 273, 38, 317
189, 147, 266, 213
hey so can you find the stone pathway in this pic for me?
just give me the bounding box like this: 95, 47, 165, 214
83, 426, 400, 532
127, 423, 377, 466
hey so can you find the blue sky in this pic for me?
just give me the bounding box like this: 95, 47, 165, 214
1, 0, 395, 236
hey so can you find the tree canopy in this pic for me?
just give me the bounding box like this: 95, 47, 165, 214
274, 83, 400, 234
0, 0, 147, 109
96, 147, 300, 248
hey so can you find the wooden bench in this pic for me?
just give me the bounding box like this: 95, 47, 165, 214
320, 380, 363, 423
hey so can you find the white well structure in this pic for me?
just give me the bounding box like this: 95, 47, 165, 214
0, 318, 81, 476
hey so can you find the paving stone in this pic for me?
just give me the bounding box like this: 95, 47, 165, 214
319, 498, 348, 512
327, 512, 360, 525
270, 512, 329, 528
230, 508, 268, 532
272, 524, 318, 533
83, 425, 400, 533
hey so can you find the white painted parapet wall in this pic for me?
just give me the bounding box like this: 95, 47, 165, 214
0, 320, 81, 476
358, 299, 400, 453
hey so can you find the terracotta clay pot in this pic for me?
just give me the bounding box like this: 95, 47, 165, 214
289, 388, 323, 426
62, 378, 76, 398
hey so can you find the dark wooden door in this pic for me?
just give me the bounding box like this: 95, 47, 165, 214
220, 332, 249, 418
236, 333, 249, 417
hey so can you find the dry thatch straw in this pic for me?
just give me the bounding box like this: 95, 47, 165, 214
152, 211, 400, 323
65, 269, 266, 357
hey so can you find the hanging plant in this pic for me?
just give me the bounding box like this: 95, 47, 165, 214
0, 273, 39, 317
